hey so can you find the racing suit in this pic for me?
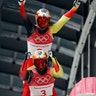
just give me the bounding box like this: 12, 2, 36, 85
19, 56, 64, 96
19, 2, 80, 56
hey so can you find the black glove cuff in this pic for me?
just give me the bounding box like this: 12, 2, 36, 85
25, 70, 33, 83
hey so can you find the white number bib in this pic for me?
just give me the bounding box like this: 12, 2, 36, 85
27, 41, 52, 56
29, 83, 54, 96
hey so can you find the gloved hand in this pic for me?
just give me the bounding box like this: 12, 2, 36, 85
25, 52, 32, 60
73, 0, 81, 7
48, 50, 53, 57
18, 0, 26, 6
49, 53, 60, 72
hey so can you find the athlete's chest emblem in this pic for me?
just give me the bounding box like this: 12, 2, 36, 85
34, 74, 51, 85
33, 34, 49, 43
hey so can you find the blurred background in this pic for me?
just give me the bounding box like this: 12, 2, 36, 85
0, 0, 96, 96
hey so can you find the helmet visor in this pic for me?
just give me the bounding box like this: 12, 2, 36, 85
34, 58, 47, 70
37, 16, 50, 28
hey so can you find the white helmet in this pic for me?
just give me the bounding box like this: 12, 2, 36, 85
35, 8, 51, 21
33, 50, 48, 70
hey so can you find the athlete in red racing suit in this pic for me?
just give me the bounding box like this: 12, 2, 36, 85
18, 0, 80, 56
19, 50, 64, 96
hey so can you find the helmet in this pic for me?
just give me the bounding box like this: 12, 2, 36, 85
35, 8, 51, 29
33, 49, 48, 59
35, 8, 51, 21
33, 50, 48, 70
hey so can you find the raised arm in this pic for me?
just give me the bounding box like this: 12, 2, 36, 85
50, 0, 81, 34
50, 56, 64, 78
19, 52, 35, 80
19, 58, 35, 80
18, 0, 33, 36
48, 51, 64, 78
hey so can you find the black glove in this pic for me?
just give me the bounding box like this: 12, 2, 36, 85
18, 0, 26, 6
25, 70, 33, 83
73, 0, 81, 7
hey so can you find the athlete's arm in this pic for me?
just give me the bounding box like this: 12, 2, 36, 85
50, 56, 64, 78
19, 58, 35, 80
50, 0, 80, 34
18, 0, 34, 36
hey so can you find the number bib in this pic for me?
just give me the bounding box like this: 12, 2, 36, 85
27, 41, 52, 56
29, 83, 54, 96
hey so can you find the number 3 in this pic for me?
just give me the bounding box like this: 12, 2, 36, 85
41, 90, 46, 95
